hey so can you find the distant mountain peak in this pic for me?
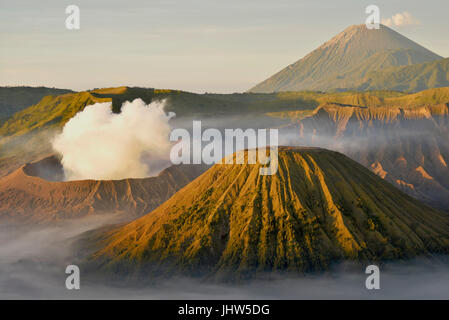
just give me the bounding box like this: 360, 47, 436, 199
250, 24, 443, 93
321, 24, 439, 53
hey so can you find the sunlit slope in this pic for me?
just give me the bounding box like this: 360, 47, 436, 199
85, 148, 449, 280
250, 24, 443, 93
383, 86, 449, 107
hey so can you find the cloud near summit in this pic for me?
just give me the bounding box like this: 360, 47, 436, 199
382, 11, 420, 27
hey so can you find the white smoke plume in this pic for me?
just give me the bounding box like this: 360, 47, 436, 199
52, 99, 174, 180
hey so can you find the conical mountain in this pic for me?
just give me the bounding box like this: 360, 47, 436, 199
84, 147, 449, 280
249, 24, 443, 93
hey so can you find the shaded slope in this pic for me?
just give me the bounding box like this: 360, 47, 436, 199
84, 148, 449, 280
358, 58, 449, 92
250, 24, 442, 93
0, 156, 207, 224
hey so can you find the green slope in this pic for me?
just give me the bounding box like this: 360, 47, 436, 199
0, 86, 73, 123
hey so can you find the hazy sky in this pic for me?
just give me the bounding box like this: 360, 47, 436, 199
1, 0, 448, 93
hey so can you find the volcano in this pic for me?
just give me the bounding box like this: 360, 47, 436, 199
250, 24, 443, 93
0, 156, 207, 224
83, 147, 449, 280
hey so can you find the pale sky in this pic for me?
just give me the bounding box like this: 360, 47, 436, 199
1, 0, 448, 93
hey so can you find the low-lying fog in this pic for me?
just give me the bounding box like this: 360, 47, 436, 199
1, 218, 448, 300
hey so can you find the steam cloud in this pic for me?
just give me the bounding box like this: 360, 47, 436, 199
53, 99, 174, 180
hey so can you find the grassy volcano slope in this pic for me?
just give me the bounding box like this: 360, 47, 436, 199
85, 147, 449, 280
0, 86, 73, 122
